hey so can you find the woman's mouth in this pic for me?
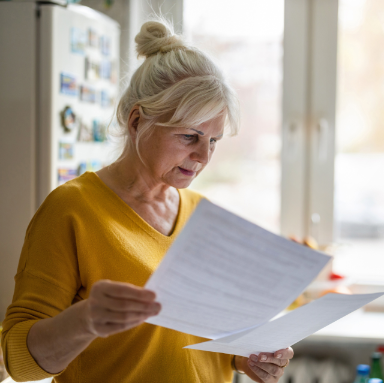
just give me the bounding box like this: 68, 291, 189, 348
178, 167, 196, 176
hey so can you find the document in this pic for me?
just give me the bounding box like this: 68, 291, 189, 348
145, 199, 331, 339
184, 292, 384, 357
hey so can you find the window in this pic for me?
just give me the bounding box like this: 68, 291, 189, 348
333, 0, 384, 279
184, 0, 284, 233
184, 0, 384, 282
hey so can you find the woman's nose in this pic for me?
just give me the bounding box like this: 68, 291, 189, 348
191, 141, 210, 164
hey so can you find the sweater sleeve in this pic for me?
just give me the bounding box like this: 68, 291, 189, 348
1, 186, 82, 381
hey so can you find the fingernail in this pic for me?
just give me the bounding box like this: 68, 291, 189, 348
251, 355, 258, 362
260, 355, 267, 361
276, 353, 282, 359
249, 362, 255, 367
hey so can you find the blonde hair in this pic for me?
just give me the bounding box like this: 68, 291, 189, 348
115, 18, 240, 159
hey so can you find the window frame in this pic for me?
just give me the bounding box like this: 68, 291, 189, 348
281, 0, 338, 247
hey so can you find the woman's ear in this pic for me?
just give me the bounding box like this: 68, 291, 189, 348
127, 106, 141, 143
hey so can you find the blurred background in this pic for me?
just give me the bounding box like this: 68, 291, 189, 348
1, 0, 384, 382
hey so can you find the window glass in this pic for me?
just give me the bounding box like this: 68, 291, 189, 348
334, 0, 384, 278
184, 0, 284, 233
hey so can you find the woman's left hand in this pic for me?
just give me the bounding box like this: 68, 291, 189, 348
235, 348, 294, 382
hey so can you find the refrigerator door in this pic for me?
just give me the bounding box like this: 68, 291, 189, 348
38, 4, 120, 205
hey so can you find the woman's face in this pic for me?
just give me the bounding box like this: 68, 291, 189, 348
138, 114, 225, 189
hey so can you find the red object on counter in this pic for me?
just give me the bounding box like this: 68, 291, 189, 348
329, 272, 345, 280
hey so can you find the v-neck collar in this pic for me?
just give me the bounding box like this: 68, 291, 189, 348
86, 171, 185, 243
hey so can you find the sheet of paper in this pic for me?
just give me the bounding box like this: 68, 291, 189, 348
145, 199, 331, 339
185, 292, 384, 357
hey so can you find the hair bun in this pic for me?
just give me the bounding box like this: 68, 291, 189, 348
135, 20, 185, 58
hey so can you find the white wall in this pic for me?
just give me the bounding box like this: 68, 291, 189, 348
0, 2, 37, 322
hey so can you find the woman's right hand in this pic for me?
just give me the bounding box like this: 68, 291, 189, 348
82, 279, 161, 338
25, 280, 159, 374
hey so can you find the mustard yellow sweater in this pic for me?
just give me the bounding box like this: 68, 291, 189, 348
1, 172, 233, 383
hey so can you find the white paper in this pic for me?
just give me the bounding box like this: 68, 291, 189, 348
185, 292, 384, 357
145, 199, 331, 339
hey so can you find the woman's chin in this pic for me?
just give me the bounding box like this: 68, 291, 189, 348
168, 177, 194, 189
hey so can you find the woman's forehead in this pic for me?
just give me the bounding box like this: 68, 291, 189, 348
187, 115, 226, 136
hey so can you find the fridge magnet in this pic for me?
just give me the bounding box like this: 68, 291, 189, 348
99, 35, 110, 56
71, 27, 86, 54
58, 168, 77, 185
85, 57, 100, 81
60, 73, 77, 96
88, 28, 98, 48
78, 160, 102, 175
78, 162, 87, 176
93, 120, 107, 142
80, 85, 96, 103
59, 142, 74, 160
100, 60, 111, 79
91, 160, 102, 171
60, 106, 76, 132
77, 119, 93, 142
100, 90, 113, 108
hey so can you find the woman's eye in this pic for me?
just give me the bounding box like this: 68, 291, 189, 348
181, 135, 217, 144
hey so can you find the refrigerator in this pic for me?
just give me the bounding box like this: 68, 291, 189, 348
0, 0, 120, 322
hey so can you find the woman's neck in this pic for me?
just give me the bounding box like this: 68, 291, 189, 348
99, 154, 173, 204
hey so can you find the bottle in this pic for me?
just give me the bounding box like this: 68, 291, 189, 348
354, 365, 370, 383
371, 352, 384, 380
368, 379, 383, 383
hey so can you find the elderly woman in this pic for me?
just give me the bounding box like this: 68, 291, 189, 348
1, 20, 293, 383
